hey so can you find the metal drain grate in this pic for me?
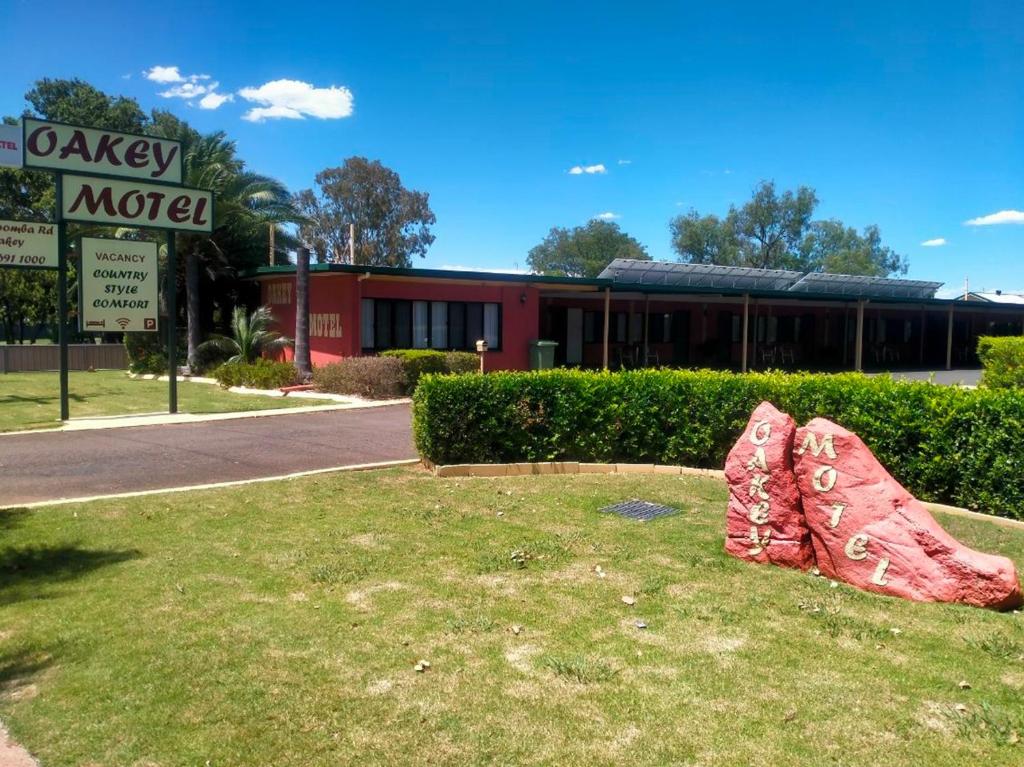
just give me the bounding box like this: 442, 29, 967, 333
599, 499, 679, 521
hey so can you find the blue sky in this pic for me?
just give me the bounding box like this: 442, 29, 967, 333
5, 1, 1023, 294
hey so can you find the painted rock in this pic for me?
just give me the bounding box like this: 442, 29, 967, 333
793, 417, 1023, 610
724, 401, 815, 570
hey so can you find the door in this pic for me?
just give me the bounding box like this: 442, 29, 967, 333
566, 308, 584, 365
671, 310, 690, 366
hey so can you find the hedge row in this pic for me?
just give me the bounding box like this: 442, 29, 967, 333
978, 336, 1024, 389
413, 369, 1024, 520
213, 359, 298, 389
315, 350, 479, 398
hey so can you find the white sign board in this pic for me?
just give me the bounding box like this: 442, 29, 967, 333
23, 118, 182, 183
0, 124, 22, 169
62, 174, 213, 233
80, 237, 159, 333
0, 220, 58, 268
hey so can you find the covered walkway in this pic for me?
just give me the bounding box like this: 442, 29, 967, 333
539, 260, 1024, 374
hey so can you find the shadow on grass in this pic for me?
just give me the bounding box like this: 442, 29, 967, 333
0, 393, 87, 405
0, 646, 54, 696
0, 545, 141, 606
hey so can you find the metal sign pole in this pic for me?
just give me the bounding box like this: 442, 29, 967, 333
55, 172, 69, 421
166, 230, 178, 414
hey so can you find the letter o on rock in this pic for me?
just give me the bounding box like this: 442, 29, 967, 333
749, 420, 772, 446
812, 465, 837, 492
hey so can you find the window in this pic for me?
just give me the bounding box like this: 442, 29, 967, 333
466, 303, 483, 346
616, 313, 627, 343
413, 301, 429, 348
449, 302, 466, 349
583, 311, 599, 343
649, 313, 672, 344
361, 298, 500, 351
484, 303, 500, 348
375, 300, 393, 349
731, 315, 741, 343
361, 299, 375, 350
431, 302, 448, 348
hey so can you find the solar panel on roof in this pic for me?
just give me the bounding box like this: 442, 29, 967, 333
599, 259, 944, 300
787, 272, 942, 299
599, 259, 802, 292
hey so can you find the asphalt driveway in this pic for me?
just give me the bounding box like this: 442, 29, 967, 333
0, 404, 416, 506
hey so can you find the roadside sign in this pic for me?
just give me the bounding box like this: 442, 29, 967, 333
0, 124, 22, 169
61, 173, 214, 232
0, 220, 58, 268
23, 118, 182, 184
79, 237, 159, 333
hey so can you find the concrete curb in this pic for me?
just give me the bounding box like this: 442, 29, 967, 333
430, 461, 1024, 530
0, 399, 412, 437
2, 459, 422, 510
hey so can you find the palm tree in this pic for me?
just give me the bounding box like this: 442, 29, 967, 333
200, 305, 292, 365
152, 115, 302, 370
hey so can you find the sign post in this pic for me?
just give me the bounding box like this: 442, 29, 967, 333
55, 173, 69, 421
166, 231, 177, 413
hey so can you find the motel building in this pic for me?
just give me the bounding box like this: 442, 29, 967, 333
248, 259, 1024, 373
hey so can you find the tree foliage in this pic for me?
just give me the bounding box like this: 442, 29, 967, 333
296, 157, 435, 267
670, 181, 907, 277
527, 220, 649, 278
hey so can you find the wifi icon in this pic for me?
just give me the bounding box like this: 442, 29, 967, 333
115, 317, 131, 330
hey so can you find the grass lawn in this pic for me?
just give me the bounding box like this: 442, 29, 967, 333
1, 468, 1022, 766
0, 370, 311, 432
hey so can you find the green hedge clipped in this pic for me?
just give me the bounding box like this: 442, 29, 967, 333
978, 336, 1024, 389
413, 369, 1024, 519
213, 359, 298, 389
380, 349, 448, 390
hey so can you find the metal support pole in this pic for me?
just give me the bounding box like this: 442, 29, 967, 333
854, 300, 865, 372
166, 231, 178, 414
55, 173, 69, 421
601, 287, 610, 370
741, 294, 749, 373
946, 304, 954, 371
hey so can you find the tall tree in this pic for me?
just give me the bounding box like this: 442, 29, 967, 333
670, 181, 907, 277
527, 220, 649, 278
295, 157, 435, 267
799, 220, 908, 277
294, 246, 312, 381
669, 211, 741, 266
732, 181, 818, 269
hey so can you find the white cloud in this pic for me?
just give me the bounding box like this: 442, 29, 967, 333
964, 210, 1024, 226
238, 79, 354, 122
921, 238, 947, 247
160, 81, 214, 99
593, 211, 620, 221
617, 159, 631, 165
199, 91, 233, 110
567, 163, 606, 175
145, 65, 184, 83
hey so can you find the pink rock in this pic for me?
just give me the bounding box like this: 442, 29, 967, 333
793, 417, 1023, 610
724, 402, 815, 570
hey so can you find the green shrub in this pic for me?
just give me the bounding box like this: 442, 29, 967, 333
978, 336, 1024, 389
213, 359, 297, 389
413, 369, 1024, 520
313, 356, 406, 399
380, 349, 448, 391
444, 351, 479, 375
124, 331, 168, 374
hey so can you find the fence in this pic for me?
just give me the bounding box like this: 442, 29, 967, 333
0, 344, 128, 373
